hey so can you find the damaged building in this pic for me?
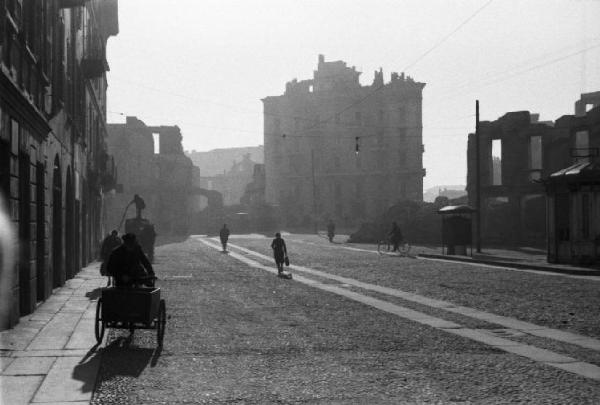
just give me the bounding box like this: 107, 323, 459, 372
262, 55, 426, 228
0, 0, 119, 328
467, 92, 600, 249
105, 117, 200, 235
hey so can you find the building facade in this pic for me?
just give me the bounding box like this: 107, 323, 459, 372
200, 153, 258, 206
187, 145, 263, 177
466, 93, 600, 248
262, 55, 425, 228
0, 0, 118, 328
105, 117, 199, 235
544, 105, 600, 264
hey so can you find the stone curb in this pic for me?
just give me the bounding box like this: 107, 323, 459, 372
418, 253, 600, 276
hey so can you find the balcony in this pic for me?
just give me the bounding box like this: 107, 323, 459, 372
81, 57, 109, 79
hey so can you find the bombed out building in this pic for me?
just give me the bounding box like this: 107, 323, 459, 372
105, 117, 199, 235
467, 92, 600, 249
0, 0, 118, 328
263, 55, 426, 228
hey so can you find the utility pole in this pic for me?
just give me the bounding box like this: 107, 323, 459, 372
475, 100, 482, 253
311, 149, 318, 234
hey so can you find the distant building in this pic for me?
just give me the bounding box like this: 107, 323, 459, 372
423, 185, 466, 203
186, 146, 263, 177
438, 188, 466, 202
241, 164, 266, 207
200, 153, 257, 206
263, 55, 426, 227
106, 117, 199, 234
467, 93, 600, 248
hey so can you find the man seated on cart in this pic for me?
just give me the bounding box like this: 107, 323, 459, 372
106, 233, 155, 288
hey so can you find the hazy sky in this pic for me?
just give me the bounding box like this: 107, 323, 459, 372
106, 0, 600, 189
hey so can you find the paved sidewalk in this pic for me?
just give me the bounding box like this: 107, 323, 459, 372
0, 262, 106, 404
415, 246, 600, 276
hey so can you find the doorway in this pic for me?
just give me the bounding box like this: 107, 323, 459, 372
52, 156, 62, 288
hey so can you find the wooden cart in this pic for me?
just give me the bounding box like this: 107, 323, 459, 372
95, 285, 166, 347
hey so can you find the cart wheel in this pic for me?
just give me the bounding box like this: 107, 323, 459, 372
95, 298, 105, 344
156, 299, 166, 347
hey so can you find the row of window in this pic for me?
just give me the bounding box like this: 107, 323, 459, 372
272, 106, 412, 132
488, 130, 591, 186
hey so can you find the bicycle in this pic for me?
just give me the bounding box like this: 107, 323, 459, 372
377, 237, 412, 257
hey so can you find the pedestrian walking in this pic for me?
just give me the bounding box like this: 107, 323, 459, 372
270, 232, 288, 275
219, 224, 230, 252
327, 220, 336, 242
100, 230, 122, 276
389, 221, 404, 252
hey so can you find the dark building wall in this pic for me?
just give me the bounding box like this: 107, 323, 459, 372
0, 0, 118, 329
106, 117, 198, 235
263, 55, 426, 228
545, 106, 600, 264
466, 95, 600, 248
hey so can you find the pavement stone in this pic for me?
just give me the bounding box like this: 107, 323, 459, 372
92, 236, 600, 404
0, 357, 14, 373
229, 238, 600, 355
32, 356, 99, 403
0, 261, 105, 405
0, 375, 44, 404
3, 357, 56, 375
11, 349, 90, 358
235, 235, 600, 340
65, 317, 97, 350
26, 313, 83, 350
217, 239, 600, 381
0, 325, 40, 350
418, 252, 600, 276
548, 361, 600, 380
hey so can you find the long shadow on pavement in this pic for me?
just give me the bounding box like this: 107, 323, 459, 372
85, 287, 103, 300
72, 344, 103, 394
97, 336, 157, 377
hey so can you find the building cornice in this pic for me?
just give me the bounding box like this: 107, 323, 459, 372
0, 70, 51, 139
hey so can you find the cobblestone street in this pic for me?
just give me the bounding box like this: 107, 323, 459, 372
91, 234, 600, 404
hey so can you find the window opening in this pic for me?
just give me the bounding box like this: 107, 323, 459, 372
491, 139, 502, 185
152, 133, 160, 154
529, 135, 542, 181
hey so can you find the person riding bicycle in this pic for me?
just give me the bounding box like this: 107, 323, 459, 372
388, 221, 404, 252
106, 233, 155, 288
327, 220, 335, 243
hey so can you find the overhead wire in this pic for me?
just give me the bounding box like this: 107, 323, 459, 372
108, 1, 496, 135
108, 1, 597, 146
401, 0, 494, 72
436, 40, 600, 100
282, 0, 496, 137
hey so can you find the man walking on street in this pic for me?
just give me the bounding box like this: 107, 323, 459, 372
100, 230, 121, 276
327, 220, 336, 243
219, 224, 230, 252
